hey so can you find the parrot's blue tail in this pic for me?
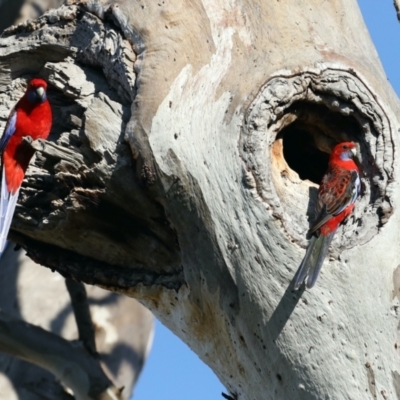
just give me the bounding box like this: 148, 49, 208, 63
0, 167, 20, 252
294, 231, 336, 290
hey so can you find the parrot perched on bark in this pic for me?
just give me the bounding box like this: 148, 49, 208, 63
0, 78, 52, 252
294, 141, 361, 290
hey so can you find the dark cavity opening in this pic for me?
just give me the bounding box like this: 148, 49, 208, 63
281, 125, 329, 184
277, 102, 361, 184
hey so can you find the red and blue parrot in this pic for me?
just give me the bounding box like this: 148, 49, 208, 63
0, 78, 52, 251
294, 142, 361, 289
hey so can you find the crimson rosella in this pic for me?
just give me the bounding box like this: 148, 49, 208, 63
294, 142, 361, 290
0, 78, 52, 251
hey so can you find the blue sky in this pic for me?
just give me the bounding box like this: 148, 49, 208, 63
132, 2, 400, 400
358, 0, 400, 95
133, 319, 226, 400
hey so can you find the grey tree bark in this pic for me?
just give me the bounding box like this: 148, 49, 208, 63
0, 0, 399, 399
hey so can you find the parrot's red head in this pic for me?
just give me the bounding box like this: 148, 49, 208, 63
331, 141, 357, 161
26, 78, 48, 104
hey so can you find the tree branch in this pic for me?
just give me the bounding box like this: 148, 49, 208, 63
394, 0, 400, 21
0, 310, 123, 400
65, 278, 97, 356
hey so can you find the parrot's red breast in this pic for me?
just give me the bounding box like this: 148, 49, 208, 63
4, 78, 52, 193
0, 77, 52, 251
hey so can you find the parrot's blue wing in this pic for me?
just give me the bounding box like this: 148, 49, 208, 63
0, 109, 18, 252
0, 109, 16, 153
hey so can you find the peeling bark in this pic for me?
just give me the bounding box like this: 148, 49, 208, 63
1, 0, 400, 399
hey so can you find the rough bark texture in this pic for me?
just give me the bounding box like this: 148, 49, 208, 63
1, 0, 400, 399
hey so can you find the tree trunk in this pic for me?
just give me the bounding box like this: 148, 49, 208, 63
0, 0, 399, 398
